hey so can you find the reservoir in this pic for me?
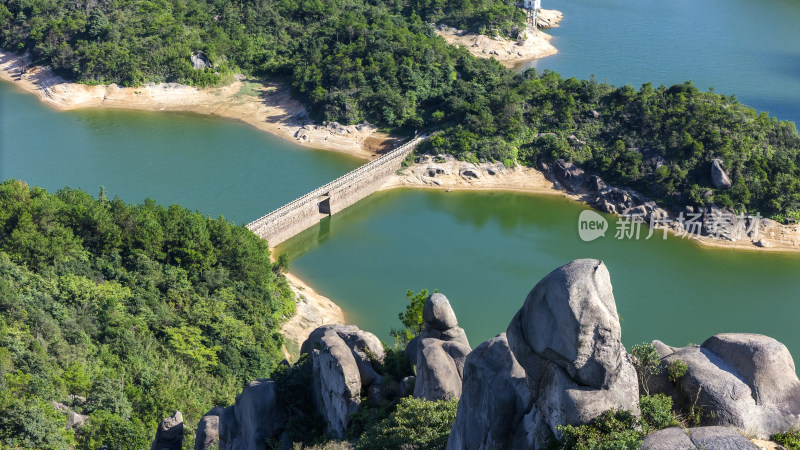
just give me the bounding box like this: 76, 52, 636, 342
276, 189, 800, 352
2, 0, 800, 356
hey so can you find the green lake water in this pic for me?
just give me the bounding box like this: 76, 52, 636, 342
0, 82, 362, 224
276, 189, 800, 351
2, 0, 800, 357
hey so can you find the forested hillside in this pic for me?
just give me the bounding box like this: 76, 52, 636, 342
0, 180, 294, 448
3, 0, 799, 218
422, 76, 800, 218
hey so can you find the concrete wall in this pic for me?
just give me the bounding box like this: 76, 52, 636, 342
246, 137, 422, 246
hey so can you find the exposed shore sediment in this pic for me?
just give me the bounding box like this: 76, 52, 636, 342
281, 272, 345, 360
435, 9, 563, 68
382, 158, 800, 253
0, 50, 390, 160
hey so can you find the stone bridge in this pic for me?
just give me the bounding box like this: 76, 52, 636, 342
246, 136, 424, 246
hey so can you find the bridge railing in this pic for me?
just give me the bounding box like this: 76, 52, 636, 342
246, 136, 423, 229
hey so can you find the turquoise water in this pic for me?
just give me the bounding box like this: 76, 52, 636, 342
0, 82, 361, 224
2, 0, 800, 356
523, 0, 800, 126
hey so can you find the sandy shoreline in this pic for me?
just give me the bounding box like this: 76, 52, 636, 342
0, 50, 392, 160
275, 157, 800, 360
435, 9, 563, 68
280, 272, 345, 360
5, 39, 799, 364
382, 158, 800, 254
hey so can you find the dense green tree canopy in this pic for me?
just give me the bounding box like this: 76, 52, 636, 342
0, 180, 294, 448
4, 0, 799, 217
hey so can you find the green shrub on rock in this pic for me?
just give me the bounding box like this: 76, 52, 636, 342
773, 428, 800, 449
548, 395, 679, 449
356, 397, 457, 450
639, 394, 679, 433
551, 410, 642, 450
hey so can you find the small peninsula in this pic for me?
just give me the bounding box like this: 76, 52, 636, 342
0, 50, 391, 159
436, 9, 563, 67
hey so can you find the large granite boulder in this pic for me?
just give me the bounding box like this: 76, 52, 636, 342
642, 426, 757, 450
410, 293, 472, 401
424, 293, 458, 330
447, 334, 533, 450
302, 324, 385, 439
649, 333, 800, 438
194, 407, 223, 450
551, 159, 586, 193
414, 338, 471, 400
51, 401, 88, 429
507, 259, 633, 389
711, 158, 732, 190
303, 324, 385, 387
448, 259, 640, 449
218, 379, 285, 449
151, 411, 183, 450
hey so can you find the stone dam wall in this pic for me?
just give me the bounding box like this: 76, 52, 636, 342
246, 137, 423, 246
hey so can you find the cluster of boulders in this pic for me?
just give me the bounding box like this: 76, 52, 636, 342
647, 334, 800, 439
448, 259, 640, 449
544, 157, 773, 243
293, 121, 374, 143
165, 292, 471, 449
152, 258, 800, 449
447, 259, 800, 449
406, 293, 472, 400
411, 154, 508, 185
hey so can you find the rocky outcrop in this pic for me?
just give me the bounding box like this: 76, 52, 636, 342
447, 334, 533, 449
711, 158, 732, 190
551, 158, 586, 192
535, 9, 564, 29
51, 401, 88, 429
448, 259, 640, 449
191, 51, 211, 70
507, 259, 640, 447
151, 411, 183, 450
414, 338, 471, 401
642, 426, 757, 450
195, 407, 222, 450
648, 333, 800, 438
410, 293, 472, 401
302, 324, 385, 439
218, 380, 285, 449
